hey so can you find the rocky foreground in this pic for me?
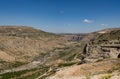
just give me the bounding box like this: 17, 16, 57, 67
48, 59, 120, 79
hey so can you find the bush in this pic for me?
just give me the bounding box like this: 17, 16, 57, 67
58, 62, 75, 67
102, 73, 112, 79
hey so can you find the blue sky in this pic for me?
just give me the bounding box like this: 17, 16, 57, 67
0, 0, 120, 33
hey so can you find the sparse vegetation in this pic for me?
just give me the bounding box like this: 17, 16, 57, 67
0, 65, 50, 79
58, 62, 76, 67
11, 61, 27, 68
101, 73, 112, 79
0, 70, 30, 79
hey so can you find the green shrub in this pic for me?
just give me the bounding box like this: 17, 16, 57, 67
58, 62, 75, 67
102, 73, 112, 79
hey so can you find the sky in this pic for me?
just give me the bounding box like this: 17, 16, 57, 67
0, 0, 120, 33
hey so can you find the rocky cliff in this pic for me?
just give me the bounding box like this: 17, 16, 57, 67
84, 28, 120, 62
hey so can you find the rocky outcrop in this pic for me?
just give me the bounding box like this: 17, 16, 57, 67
84, 39, 120, 62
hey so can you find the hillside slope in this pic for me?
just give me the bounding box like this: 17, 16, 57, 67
48, 59, 120, 79
0, 27, 120, 79
0, 26, 69, 70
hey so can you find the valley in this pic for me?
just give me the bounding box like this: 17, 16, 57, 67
0, 26, 119, 79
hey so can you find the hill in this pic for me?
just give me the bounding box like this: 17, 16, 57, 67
0, 26, 70, 69
0, 26, 120, 79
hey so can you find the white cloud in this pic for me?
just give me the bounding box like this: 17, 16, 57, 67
83, 19, 93, 23
101, 24, 109, 26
